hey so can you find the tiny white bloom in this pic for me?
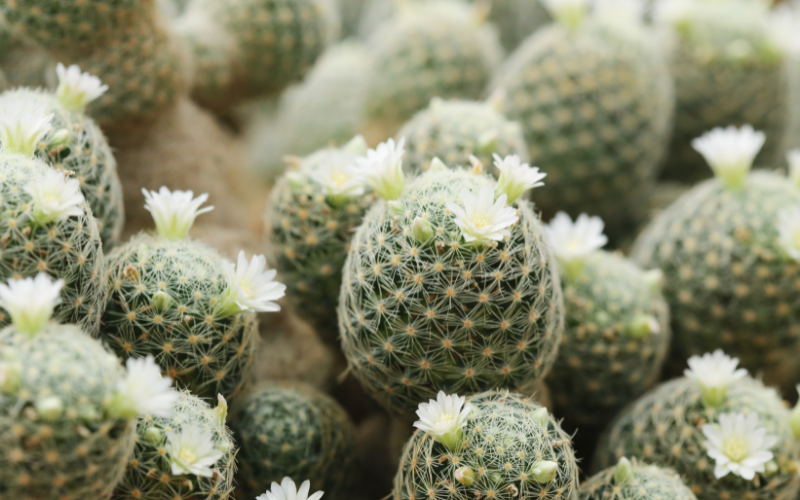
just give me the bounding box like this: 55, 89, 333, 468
350, 137, 406, 200
0, 95, 54, 157
0, 273, 63, 336
25, 169, 85, 224
541, 0, 590, 29
55, 63, 109, 113
142, 187, 214, 241
778, 205, 800, 261
413, 391, 473, 449
166, 425, 224, 477
220, 251, 286, 315
702, 412, 777, 480
311, 150, 365, 201
691, 125, 765, 189
544, 212, 608, 262
787, 149, 800, 187
115, 355, 178, 418
493, 154, 546, 203
446, 186, 519, 244
684, 350, 747, 406
257, 477, 325, 500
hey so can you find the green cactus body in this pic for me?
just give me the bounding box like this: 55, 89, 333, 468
394, 390, 578, 500
363, 0, 503, 131
0, 155, 106, 333
338, 167, 564, 415
1, 88, 125, 247
398, 98, 529, 175
489, 20, 673, 238
0, 324, 136, 500
482, 0, 551, 52
265, 139, 376, 344
0, 23, 55, 89
631, 172, 800, 384
546, 252, 670, 429
112, 391, 237, 500
231, 382, 357, 497
580, 459, 697, 500
100, 233, 259, 400
593, 376, 800, 500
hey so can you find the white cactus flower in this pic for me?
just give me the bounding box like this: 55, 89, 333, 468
493, 154, 546, 203
702, 412, 777, 480
257, 477, 325, 500
778, 205, 800, 261
0, 95, 54, 157
113, 355, 178, 418
541, 0, 590, 29
220, 251, 286, 316
684, 350, 747, 406
310, 151, 365, 202
446, 185, 519, 244
413, 391, 473, 449
24, 169, 85, 224
55, 63, 109, 113
691, 125, 765, 189
544, 212, 608, 262
166, 425, 224, 477
653, 0, 693, 25
787, 149, 800, 187
0, 273, 63, 336
142, 187, 214, 241
350, 137, 406, 200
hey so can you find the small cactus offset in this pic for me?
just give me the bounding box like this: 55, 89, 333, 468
580, 458, 697, 500
544, 213, 670, 429
101, 187, 285, 400
231, 382, 357, 497
632, 127, 800, 383
398, 96, 529, 175
594, 351, 800, 500
264, 136, 375, 344
112, 391, 237, 500
395, 390, 579, 500
338, 150, 563, 415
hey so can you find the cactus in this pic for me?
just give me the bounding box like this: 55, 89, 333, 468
543, 213, 670, 430
593, 352, 800, 500
231, 382, 357, 497
488, 0, 673, 238
338, 0, 370, 37
631, 126, 800, 385
395, 390, 579, 500
265, 136, 376, 345
398, 96, 529, 175
0, 21, 55, 89
338, 153, 563, 415
112, 391, 237, 500
580, 458, 697, 500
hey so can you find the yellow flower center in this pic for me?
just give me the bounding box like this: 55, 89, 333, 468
471, 213, 490, 229
43, 192, 60, 204
722, 436, 749, 462
566, 240, 581, 252
238, 278, 254, 298
330, 170, 351, 188
436, 413, 455, 427
179, 447, 197, 464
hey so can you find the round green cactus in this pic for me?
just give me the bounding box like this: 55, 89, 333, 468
580, 458, 697, 500
338, 162, 564, 415
394, 390, 579, 500
231, 382, 357, 497
112, 391, 237, 500
265, 136, 376, 344
398, 97, 529, 175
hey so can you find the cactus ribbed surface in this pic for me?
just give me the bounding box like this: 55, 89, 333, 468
101, 233, 259, 400
0, 155, 106, 333
547, 252, 670, 429
398, 98, 529, 175
338, 167, 564, 415
0, 323, 136, 500
580, 459, 697, 500
232, 382, 357, 497
394, 391, 578, 500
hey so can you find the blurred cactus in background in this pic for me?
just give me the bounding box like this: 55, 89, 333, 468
581, 458, 697, 500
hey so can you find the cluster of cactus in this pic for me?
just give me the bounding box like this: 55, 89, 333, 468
231, 382, 357, 497
580, 458, 697, 500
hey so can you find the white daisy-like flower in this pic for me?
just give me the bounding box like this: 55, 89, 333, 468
24, 169, 85, 224
778, 205, 800, 261
691, 125, 765, 189
219, 251, 286, 316
544, 212, 608, 263
0, 273, 63, 336
702, 412, 777, 480
166, 425, 224, 478
787, 149, 800, 187
541, 0, 590, 29
446, 185, 519, 244
142, 187, 214, 241
55, 63, 109, 113
0, 95, 54, 157
257, 477, 325, 500
684, 350, 747, 406
111, 355, 178, 418
493, 154, 546, 203
413, 391, 473, 449
310, 150, 365, 203
350, 137, 406, 201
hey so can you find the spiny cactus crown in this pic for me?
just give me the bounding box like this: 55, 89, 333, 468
580, 457, 698, 500
691, 125, 766, 189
